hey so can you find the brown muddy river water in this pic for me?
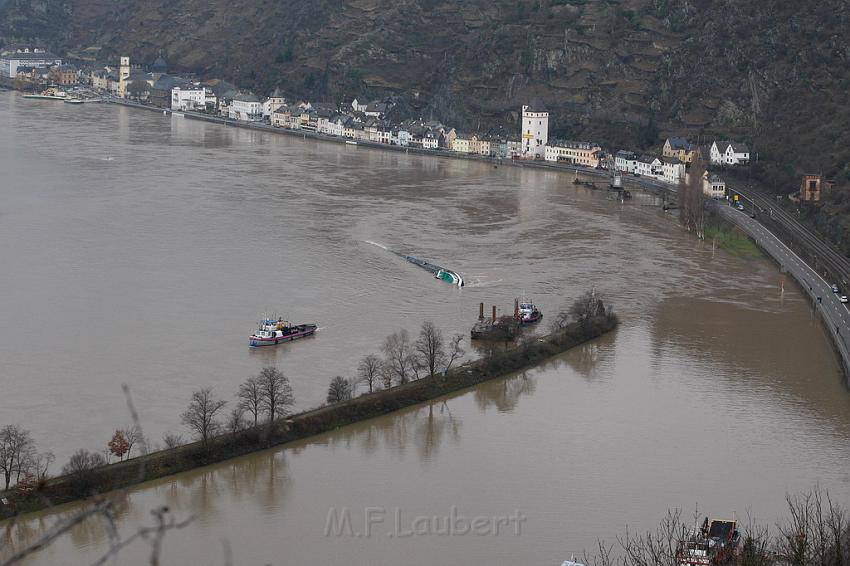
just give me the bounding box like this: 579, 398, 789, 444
1, 92, 849, 565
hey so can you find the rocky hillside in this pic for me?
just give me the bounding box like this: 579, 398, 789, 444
3, 0, 850, 191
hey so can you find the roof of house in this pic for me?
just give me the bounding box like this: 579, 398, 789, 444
638, 154, 660, 164
203, 79, 238, 99
233, 92, 260, 102
365, 101, 389, 113
616, 150, 637, 159
708, 174, 724, 183
714, 140, 750, 154
3, 51, 60, 60
525, 98, 547, 113
59, 64, 77, 72
666, 137, 694, 151
661, 156, 683, 165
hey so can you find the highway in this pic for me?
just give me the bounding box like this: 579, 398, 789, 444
717, 202, 850, 382
729, 186, 850, 288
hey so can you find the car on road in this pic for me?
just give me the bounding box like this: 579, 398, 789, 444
841, 295, 849, 304
737, 204, 745, 211
833, 284, 840, 293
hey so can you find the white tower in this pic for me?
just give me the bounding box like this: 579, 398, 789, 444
521, 99, 549, 159
118, 56, 130, 98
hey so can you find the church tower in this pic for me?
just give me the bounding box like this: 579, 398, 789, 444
118, 56, 130, 98
521, 99, 549, 159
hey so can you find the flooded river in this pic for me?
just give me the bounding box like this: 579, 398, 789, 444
1, 92, 849, 565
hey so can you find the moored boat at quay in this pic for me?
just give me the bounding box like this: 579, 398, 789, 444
23, 88, 67, 100
249, 317, 317, 347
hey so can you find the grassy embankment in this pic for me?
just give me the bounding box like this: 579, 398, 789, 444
705, 218, 762, 258
0, 315, 618, 518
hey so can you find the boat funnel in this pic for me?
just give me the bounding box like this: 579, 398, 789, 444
492, 305, 497, 322
479, 302, 484, 321
514, 298, 519, 318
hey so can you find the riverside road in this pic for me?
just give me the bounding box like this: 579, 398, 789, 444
717, 202, 850, 382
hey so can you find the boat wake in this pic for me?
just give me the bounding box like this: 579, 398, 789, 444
364, 240, 388, 251
463, 276, 503, 288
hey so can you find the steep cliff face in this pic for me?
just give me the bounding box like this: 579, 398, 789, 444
3, 0, 850, 189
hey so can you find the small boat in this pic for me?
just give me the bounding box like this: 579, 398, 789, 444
345, 140, 358, 146
63, 98, 85, 104
249, 318, 317, 347
516, 298, 543, 325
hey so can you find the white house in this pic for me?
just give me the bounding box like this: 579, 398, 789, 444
544, 140, 602, 167
660, 156, 686, 184
397, 129, 412, 147
422, 132, 439, 149
351, 98, 367, 112
318, 115, 344, 137
171, 85, 206, 111
710, 141, 750, 166
0, 48, 61, 78
636, 155, 662, 177
703, 173, 726, 199
521, 100, 549, 159
228, 93, 262, 121
615, 150, 638, 174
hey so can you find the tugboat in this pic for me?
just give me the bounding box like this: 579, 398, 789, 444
515, 298, 543, 325
249, 317, 317, 347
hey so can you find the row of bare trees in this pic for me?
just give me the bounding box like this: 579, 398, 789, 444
0, 425, 54, 492
679, 156, 707, 239
325, 321, 465, 405
178, 366, 295, 447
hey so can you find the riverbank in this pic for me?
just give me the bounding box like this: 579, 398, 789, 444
104, 97, 676, 197
704, 217, 762, 258
0, 315, 618, 518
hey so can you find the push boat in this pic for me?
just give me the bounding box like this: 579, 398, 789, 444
249, 318, 317, 347
676, 518, 742, 566
516, 298, 542, 325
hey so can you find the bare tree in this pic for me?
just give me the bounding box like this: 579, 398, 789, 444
569, 289, 608, 329
121, 425, 144, 459
180, 387, 226, 446
415, 321, 445, 382
380, 361, 394, 390
162, 433, 183, 450
227, 405, 246, 434
327, 376, 353, 404
23, 450, 54, 483
443, 333, 465, 375
237, 375, 264, 428
679, 156, 706, 239
382, 329, 415, 385
61, 449, 107, 496
358, 354, 382, 393
257, 366, 294, 423
0, 424, 35, 490
549, 310, 572, 333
